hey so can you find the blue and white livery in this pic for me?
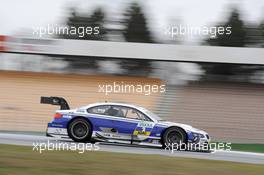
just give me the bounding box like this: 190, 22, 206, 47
41, 96, 210, 149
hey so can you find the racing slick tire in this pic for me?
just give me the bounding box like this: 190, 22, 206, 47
162, 127, 187, 150
68, 118, 92, 142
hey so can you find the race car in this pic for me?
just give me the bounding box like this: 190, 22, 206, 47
41, 96, 210, 149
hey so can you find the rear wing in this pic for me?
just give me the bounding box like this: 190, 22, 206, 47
40, 96, 70, 110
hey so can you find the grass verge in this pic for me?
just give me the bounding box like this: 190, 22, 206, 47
0, 144, 263, 175
0, 130, 45, 136
231, 143, 264, 153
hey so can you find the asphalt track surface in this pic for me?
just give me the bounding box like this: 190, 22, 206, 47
0, 133, 263, 164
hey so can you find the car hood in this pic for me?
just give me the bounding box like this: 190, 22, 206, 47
157, 121, 207, 134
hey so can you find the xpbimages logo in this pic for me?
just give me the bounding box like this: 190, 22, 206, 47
98, 82, 166, 95
32, 140, 100, 153
165, 25, 232, 38
32, 24, 100, 38
164, 141, 232, 153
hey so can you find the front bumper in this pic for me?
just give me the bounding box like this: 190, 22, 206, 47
186, 131, 211, 151
188, 131, 210, 143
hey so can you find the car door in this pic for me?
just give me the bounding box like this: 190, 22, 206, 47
123, 107, 155, 141
107, 105, 155, 142
87, 105, 137, 141
103, 105, 138, 141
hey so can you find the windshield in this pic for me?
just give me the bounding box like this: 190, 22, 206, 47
140, 107, 164, 121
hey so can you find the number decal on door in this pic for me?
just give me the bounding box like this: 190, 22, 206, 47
133, 121, 154, 136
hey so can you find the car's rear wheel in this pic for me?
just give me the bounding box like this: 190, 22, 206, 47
68, 118, 92, 142
162, 127, 187, 150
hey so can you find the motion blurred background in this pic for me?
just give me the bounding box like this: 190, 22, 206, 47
0, 0, 264, 143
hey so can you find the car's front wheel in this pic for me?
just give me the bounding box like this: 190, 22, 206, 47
162, 127, 187, 150
68, 118, 92, 142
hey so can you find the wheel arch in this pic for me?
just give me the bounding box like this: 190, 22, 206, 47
161, 126, 187, 144
67, 116, 93, 132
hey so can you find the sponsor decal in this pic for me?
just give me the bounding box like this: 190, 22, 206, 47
133, 121, 154, 136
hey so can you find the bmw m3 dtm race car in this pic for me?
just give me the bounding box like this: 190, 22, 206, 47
41, 96, 210, 150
